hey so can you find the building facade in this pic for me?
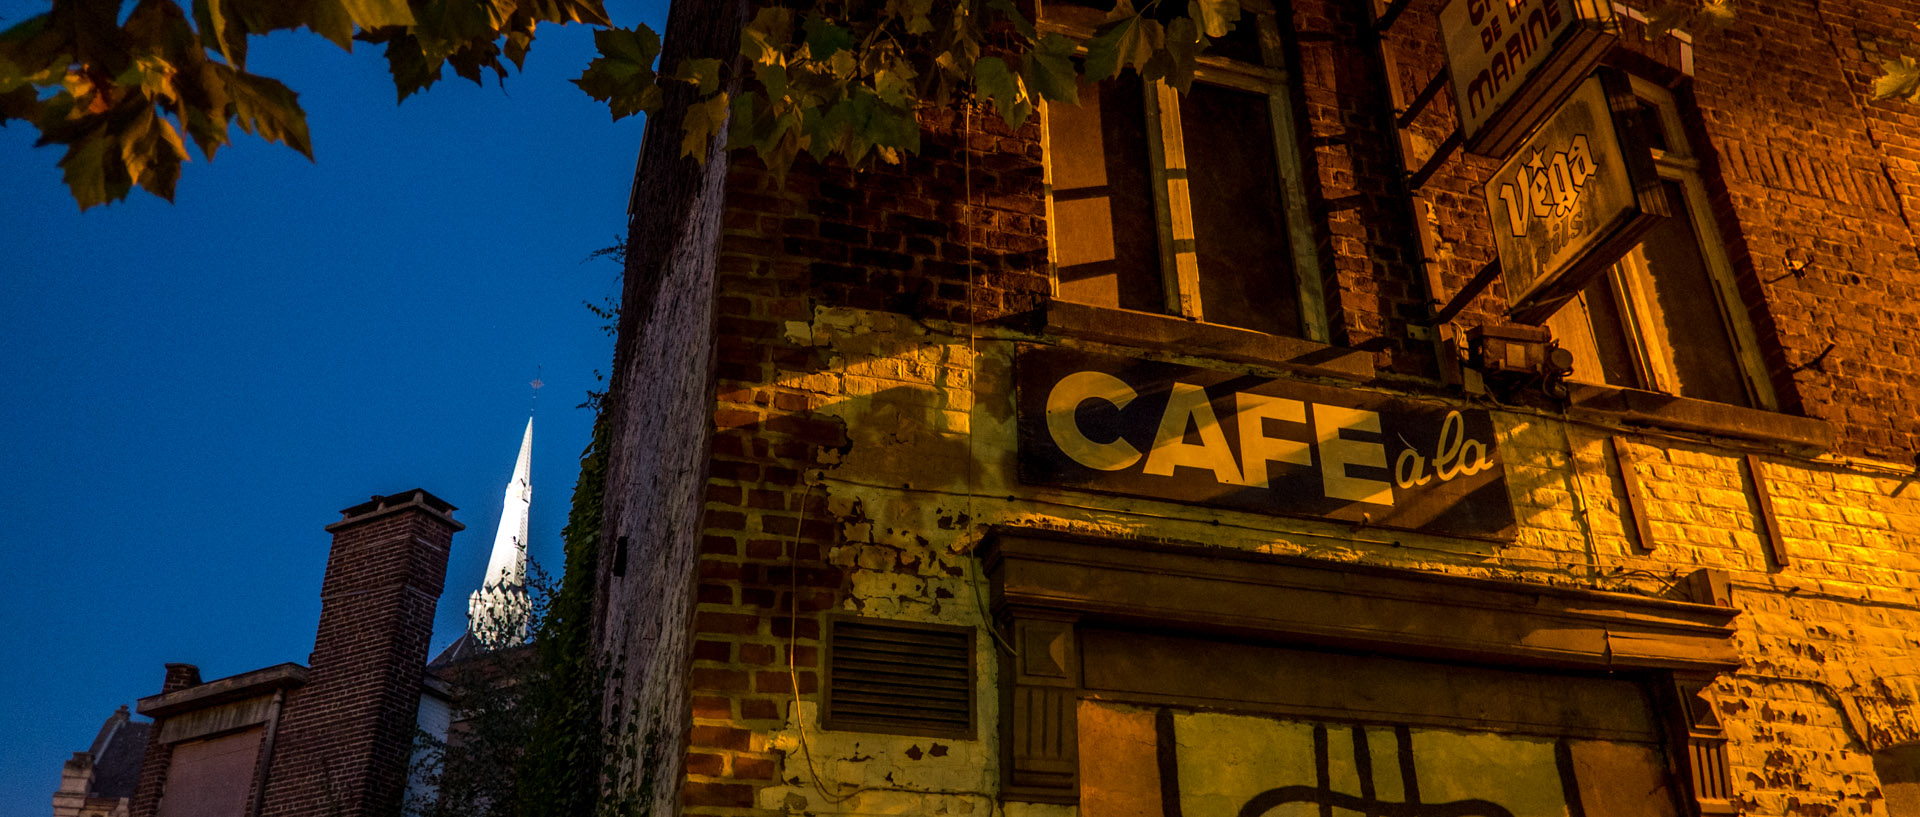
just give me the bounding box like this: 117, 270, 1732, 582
595, 1, 1920, 815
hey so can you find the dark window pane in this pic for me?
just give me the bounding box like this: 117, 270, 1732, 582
1636, 180, 1752, 407
1623, 97, 1670, 153
1179, 82, 1301, 337
1048, 75, 1165, 313
1206, 10, 1265, 64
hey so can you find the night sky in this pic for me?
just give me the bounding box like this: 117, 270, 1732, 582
0, 1, 666, 812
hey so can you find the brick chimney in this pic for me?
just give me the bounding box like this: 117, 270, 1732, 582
260, 489, 463, 817
128, 665, 203, 817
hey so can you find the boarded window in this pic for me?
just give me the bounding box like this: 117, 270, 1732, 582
1181, 82, 1299, 337
1049, 74, 1165, 314
154, 728, 263, 817
1075, 637, 1683, 817
1042, 9, 1323, 341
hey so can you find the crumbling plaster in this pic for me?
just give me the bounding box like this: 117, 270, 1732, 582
738, 303, 1920, 816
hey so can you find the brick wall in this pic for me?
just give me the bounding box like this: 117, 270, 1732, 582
601, 0, 1920, 815
259, 490, 459, 817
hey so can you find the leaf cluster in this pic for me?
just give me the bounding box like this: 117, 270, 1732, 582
6, 0, 1256, 205
1, 0, 608, 208
675, 0, 1246, 182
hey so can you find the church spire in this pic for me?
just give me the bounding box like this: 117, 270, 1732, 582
468, 417, 532, 647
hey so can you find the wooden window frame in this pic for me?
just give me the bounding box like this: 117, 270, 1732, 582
984, 528, 1742, 815
1558, 78, 1777, 410
1038, 0, 1330, 343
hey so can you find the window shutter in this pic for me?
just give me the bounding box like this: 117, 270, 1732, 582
824, 617, 975, 738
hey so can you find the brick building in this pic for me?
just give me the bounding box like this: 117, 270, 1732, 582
594, 1, 1920, 816
125, 490, 462, 817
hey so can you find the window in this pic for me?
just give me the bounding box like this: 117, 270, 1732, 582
1041, 0, 1328, 342
1546, 78, 1776, 409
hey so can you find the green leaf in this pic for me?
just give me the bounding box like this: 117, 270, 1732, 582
57, 125, 130, 210
224, 68, 312, 158
1020, 32, 1077, 103
338, 0, 416, 28
1164, 15, 1200, 92
986, 0, 1037, 41
754, 61, 788, 102
901, 0, 933, 35
118, 103, 188, 200
1875, 55, 1920, 101
0, 84, 39, 124
504, 24, 534, 69
803, 14, 853, 61
303, 0, 357, 50
192, 0, 246, 67
873, 62, 916, 107
516, 0, 611, 26
679, 90, 728, 162
674, 57, 721, 95
371, 31, 442, 101
974, 55, 1032, 129
741, 7, 793, 65
1084, 11, 1149, 82
1188, 0, 1238, 38
444, 39, 505, 84
573, 24, 662, 120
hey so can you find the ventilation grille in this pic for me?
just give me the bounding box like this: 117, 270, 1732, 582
825, 618, 974, 737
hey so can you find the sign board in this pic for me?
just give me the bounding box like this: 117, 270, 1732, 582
1487, 68, 1669, 324
1016, 347, 1517, 540
1440, 0, 1616, 158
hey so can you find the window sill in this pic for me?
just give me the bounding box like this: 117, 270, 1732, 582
1564, 384, 1834, 451
1041, 301, 1376, 381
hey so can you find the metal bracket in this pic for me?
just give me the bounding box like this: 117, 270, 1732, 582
1374, 0, 1415, 32
1431, 257, 1503, 327
1405, 130, 1463, 191
1398, 67, 1451, 130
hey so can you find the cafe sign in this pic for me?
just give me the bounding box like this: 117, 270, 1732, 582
1016, 348, 1517, 541
1440, 0, 1616, 158
1488, 68, 1669, 324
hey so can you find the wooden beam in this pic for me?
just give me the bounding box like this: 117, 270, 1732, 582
1613, 436, 1658, 551
1746, 454, 1791, 568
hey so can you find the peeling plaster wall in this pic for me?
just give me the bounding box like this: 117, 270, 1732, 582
679, 299, 1920, 816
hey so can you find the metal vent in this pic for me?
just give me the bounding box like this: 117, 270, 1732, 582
824, 617, 975, 738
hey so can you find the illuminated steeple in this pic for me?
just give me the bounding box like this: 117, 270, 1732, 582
467, 418, 532, 647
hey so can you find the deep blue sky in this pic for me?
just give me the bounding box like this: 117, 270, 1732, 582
0, 2, 664, 813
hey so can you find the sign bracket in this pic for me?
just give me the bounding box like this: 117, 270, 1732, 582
1406, 130, 1463, 191
1432, 258, 1503, 326
1374, 0, 1416, 32
1397, 66, 1451, 130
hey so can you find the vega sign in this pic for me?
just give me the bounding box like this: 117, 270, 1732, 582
1487, 69, 1670, 324
1440, 0, 1616, 158
1015, 348, 1517, 540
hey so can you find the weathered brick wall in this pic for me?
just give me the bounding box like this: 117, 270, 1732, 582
603, 1, 1920, 815
1686, 0, 1920, 459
